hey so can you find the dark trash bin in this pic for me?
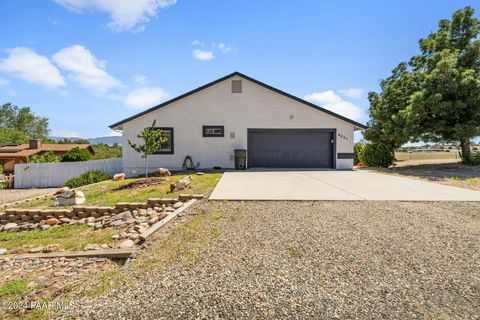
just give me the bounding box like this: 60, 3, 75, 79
234, 149, 247, 170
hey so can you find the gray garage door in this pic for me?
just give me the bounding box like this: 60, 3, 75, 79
248, 129, 334, 168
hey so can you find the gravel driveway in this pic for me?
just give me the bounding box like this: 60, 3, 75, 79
0, 188, 56, 205
66, 201, 480, 319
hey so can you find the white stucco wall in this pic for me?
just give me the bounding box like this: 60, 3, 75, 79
119, 76, 357, 175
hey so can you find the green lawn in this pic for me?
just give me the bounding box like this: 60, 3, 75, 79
14, 172, 222, 209
0, 224, 126, 253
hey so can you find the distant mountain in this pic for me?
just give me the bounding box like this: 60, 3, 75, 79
48, 136, 122, 145
87, 136, 122, 145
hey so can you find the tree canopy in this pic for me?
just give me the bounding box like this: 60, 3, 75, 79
365, 6, 480, 156
0, 103, 49, 143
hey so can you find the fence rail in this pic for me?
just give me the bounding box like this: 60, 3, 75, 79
14, 158, 122, 189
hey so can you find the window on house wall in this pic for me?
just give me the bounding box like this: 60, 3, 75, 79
153, 127, 174, 154
231, 80, 242, 93
203, 125, 224, 137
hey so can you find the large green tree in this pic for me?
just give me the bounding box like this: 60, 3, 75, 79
365, 7, 480, 157
0, 103, 49, 142
364, 62, 419, 152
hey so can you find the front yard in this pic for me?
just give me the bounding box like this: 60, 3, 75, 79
12, 172, 222, 209
0, 172, 221, 254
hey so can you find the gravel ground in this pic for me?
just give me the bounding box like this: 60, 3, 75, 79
64, 201, 479, 319
0, 188, 56, 206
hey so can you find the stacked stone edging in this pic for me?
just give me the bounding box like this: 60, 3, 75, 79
0, 194, 204, 226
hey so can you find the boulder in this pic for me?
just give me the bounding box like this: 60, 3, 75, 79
153, 168, 171, 177
0, 248, 7, 255
170, 175, 192, 192
119, 239, 134, 249
113, 173, 126, 181
54, 189, 85, 206
46, 218, 59, 226
173, 202, 183, 209
4, 222, 18, 232
85, 217, 96, 224
29, 247, 44, 253
111, 220, 126, 228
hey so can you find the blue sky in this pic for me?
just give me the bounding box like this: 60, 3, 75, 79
0, 1, 476, 139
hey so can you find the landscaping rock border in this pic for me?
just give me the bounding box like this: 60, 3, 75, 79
0, 194, 204, 231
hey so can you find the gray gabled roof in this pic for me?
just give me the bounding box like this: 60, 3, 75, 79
109, 71, 368, 130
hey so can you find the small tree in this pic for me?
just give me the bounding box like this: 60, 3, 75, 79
128, 120, 166, 178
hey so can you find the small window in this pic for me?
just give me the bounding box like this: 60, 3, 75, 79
153, 127, 174, 154
203, 125, 224, 137
231, 80, 242, 93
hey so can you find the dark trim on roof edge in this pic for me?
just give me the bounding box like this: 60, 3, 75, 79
109, 72, 368, 130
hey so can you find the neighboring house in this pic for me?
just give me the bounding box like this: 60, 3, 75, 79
0, 139, 95, 173
110, 72, 367, 175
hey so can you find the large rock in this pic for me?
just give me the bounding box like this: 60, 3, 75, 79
113, 173, 126, 181
46, 218, 59, 226
170, 175, 191, 192
53, 189, 85, 206
153, 168, 171, 177
0, 248, 7, 255
4, 223, 18, 232
173, 202, 183, 209
119, 239, 134, 249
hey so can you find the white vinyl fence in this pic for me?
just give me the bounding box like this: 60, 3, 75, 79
14, 158, 123, 189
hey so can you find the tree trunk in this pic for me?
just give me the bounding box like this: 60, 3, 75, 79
460, 139, 471, 157
145, 156, 148, 178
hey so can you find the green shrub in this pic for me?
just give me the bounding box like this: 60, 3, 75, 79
360, 142, 394, 167
64, 170, 112, 188
30, 151, 61, 163
354, 142, 365, 165
461, 152, 480, 166
61, 147, 92, 162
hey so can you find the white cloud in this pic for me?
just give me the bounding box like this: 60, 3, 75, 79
216, 43, 232, 54
339, 88, 364, 99
192, 49, 214, 61
52, 45, 122, 94
304, 90, 364, 120
124, 77, 169, 109
54, 0, 177, 31
51, 130, 81, 137
0, 47, 66, 89
304, 90, 341, 105
192, 39, 205, 46
0, 77, 9, 86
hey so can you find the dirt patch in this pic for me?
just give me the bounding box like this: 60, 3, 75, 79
113, 178, 167, 191
368, 160, 480, 190
0, 189, 57, 206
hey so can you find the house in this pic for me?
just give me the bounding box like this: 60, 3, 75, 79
110, 72, 367, 174
0, 139, 95, 173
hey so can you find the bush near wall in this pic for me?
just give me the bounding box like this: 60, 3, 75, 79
64, 170, 112, 188
354, 142, 365, 165
360, 142, 394, 168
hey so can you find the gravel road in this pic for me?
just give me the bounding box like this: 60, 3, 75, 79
0, 188, 56, 205
65, 201, 480, 319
